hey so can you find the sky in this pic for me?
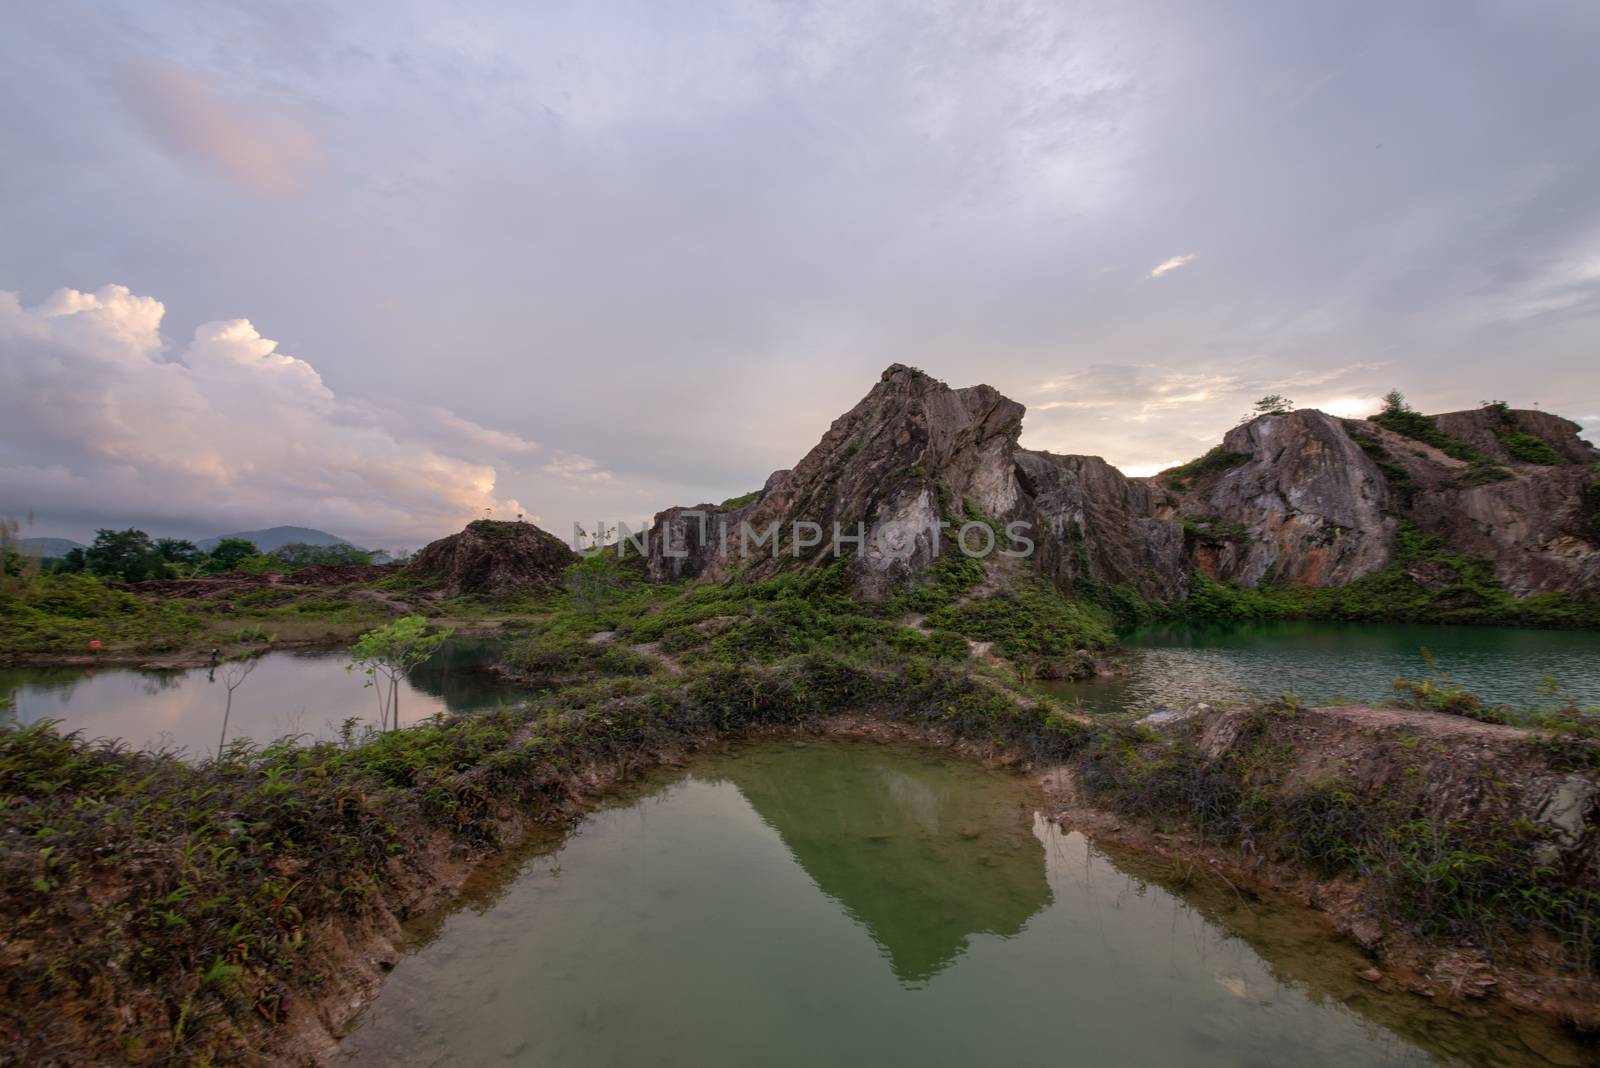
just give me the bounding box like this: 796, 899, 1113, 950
2, 1, 1598, 551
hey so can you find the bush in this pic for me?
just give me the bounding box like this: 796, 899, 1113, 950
1371, 408, 1485, 463
1497, 430, 1562, 466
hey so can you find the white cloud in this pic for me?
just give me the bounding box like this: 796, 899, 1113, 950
1148, 253, 1196, 278
542, 452, 613, 482
0, 285, 525, 546
1120, 459, 1184, 478
1307, 395, 1381, 419
1020, 362, 1400, 476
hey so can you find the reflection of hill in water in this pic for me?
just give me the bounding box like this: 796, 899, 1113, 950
403, 638, 509, 711
711, 742, 1051, 984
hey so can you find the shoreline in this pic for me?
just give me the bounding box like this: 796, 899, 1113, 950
300, 717, 1596, 1067
4, 646, 1596, 1065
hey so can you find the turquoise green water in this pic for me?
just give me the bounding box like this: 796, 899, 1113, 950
1045, 621, 1600, 715
339, 740, 1574, 1067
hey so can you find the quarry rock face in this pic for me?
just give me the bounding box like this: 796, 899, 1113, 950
1155, 410, 1397, 588
644, 366, 1599, 604
407, 519, 576, 596
1346, 411, 1600, 596
1433, 407, 1597, 467
645, 470, 790, 582
1014, 451, 1188, 602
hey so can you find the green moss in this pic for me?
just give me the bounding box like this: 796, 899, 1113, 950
1182, 515, 1252, 545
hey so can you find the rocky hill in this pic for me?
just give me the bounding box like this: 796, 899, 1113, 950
407, 519, 575, 597
645, 365, 1599, 610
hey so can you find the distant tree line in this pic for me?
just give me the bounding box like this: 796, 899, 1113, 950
34, 529, 376, 582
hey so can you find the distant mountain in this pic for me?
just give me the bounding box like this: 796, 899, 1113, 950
196, 526, 353, 552
17, 537, 85, 559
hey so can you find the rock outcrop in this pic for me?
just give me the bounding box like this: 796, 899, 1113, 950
1014, 451, 1188, 601
1433, 407, 1596, 467
1152, 410, 1397, 587
645, 470, 790, 582
642, 365, 1599, 605
407, 520, 576, 597
651, 364, 1026, 596
1340, 412, 1600, 596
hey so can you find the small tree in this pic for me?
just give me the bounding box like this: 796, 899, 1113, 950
348, 616, 455, 732
1252, 394, 1294, 416
154, 538, 203, 577
564, 554, 626, 621
0, 517, 41, 595
215, 656, 258, 758
1381, 390, 1411, 416
203, 537, 260, 574
85, 528, 160, 581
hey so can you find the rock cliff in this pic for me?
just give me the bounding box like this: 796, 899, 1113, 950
1341, 411, 1600, 596
643, 366, 1599, 607
1150, 410, 1397, 588
694, 364, 1026, 597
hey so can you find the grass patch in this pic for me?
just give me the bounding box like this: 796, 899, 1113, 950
1160, 447, 1249, 491
718, 489, 763, 510
1370, 409, 1486, 463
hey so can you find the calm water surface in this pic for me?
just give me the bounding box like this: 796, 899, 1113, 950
1046, 621, 1600, 715
5, 623, 1596, 751
0, 638, 509, 754
339, 740, 1576, 1068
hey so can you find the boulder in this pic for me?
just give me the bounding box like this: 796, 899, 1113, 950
407, 520, 576, 597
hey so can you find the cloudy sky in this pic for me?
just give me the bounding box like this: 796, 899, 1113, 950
3, 1, 1597, 550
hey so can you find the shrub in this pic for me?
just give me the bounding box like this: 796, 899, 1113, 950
1497, 430, 1562, 466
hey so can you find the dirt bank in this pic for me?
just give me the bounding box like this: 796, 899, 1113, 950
6, 689, 1596, 1066
291, 709, 1599, 1066
1044, 702, 1600, 1049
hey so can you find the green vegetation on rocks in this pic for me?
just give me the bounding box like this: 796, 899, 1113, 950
1178, 524, 1600, 630
1370, 397, 1486, 463
1159, 446, 1250, 490
717, 489, 763, 510
1497, 430, 1563, 466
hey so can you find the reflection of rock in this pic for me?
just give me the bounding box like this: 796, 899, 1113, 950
713, 743, 1051, 983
